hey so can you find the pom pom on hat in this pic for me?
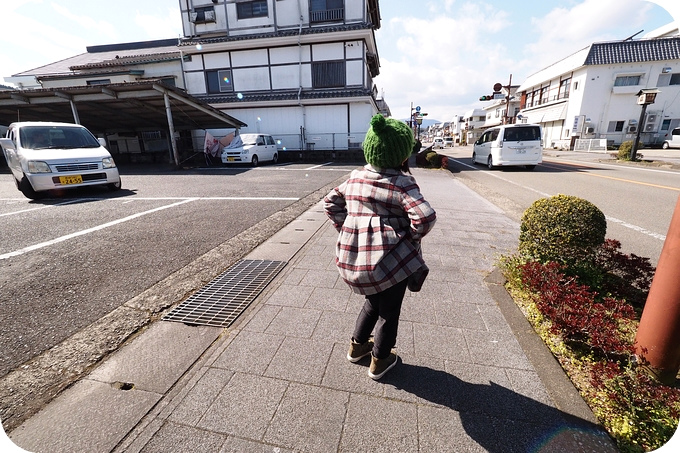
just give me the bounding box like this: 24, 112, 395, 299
363, 114, 414, 169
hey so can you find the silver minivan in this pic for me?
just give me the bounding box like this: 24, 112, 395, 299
471, 124, 543, 170
662, 127, 680, 149
1, 121, 121, 199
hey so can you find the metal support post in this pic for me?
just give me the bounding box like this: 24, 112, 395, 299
163, 92, 180, 167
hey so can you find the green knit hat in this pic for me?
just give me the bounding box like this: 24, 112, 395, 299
363, 114, 414, 168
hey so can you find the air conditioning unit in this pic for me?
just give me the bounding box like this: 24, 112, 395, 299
586, 127, 595, 134
627, 126, 637, 133
204, 10, 216, 21
644, 124, 656, 132
190, 12, 198, 22
646, 114, 658, 123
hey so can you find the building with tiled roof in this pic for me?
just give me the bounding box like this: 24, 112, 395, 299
3, 1, 387, 163
517, 32, 680, 149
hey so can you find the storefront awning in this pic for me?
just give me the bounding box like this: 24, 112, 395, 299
521, 102, 568, 124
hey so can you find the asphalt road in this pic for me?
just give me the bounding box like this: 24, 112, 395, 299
0, 162, 357, 379
439, 145, 680, 267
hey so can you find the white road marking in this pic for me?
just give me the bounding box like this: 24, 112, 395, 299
0, 198, 197, 260
0, 195, 303, 260
0, 198, 102, 217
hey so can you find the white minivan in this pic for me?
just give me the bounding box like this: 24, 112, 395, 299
471, 124, 543, 170
1, 121, 121, 199
662, 127, 680, 149
221, 133, 278, 166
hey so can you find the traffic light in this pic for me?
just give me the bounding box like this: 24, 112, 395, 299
479, 95, 493, 101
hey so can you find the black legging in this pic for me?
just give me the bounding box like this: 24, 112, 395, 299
353, 278, 409, 359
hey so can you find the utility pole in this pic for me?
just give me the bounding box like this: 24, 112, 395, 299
504, 74, 513, 125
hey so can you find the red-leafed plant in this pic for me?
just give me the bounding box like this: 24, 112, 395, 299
500, 194, 680, 452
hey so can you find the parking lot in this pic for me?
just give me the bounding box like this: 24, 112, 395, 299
0, 162, 358, 378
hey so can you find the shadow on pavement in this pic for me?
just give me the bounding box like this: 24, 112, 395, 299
382, 361, 617, 452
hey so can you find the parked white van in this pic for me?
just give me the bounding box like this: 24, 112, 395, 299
1, 121, 121, 199
662, 127, 680, 149
221, 133, 278, 166
471, 124, 543, 170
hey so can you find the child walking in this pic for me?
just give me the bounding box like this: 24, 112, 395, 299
324, 114, 437, 380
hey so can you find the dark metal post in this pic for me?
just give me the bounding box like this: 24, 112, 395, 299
631, 103, 647, 161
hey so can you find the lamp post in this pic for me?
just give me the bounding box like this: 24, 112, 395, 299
631, 88, 660, 161
415, 112, 427, 140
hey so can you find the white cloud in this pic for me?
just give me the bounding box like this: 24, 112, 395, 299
135, 7, 183, 40
376, 0, 667, 121
524, 0, 654, 70
50, 2, 118, 40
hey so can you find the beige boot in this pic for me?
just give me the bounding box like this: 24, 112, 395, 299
368, 353, 398, 380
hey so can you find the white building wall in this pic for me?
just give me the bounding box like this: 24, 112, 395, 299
522, 51, 680, 148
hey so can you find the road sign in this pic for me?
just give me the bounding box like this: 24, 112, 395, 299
493, 93, 505, 100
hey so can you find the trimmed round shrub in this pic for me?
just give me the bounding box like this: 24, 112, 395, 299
425, 151, 444, 168
519, 194, 607, 267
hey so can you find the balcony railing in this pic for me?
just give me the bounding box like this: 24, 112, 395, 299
310, 8, 344, 23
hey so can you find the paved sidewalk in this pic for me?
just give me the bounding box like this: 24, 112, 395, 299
7, 164, 617, 452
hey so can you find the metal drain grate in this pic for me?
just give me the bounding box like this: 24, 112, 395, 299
163, 259, 286, 328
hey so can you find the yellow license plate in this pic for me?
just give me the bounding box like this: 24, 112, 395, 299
228, 157, 235, 161
59, 175, 83, 185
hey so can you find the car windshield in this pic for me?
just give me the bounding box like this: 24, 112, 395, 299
20, 126, 101, 150
240, 134, 259, 145
504, 127, 540, 142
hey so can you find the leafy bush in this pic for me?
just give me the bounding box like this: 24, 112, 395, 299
589, 361, 680, 452
425, 151, 445, 168
501, 195, 675, 452
519, 194, 607, 269
595, 239, 655, 312
618, 141, 633, 161
518, 260, 636, 358
415, 150, 447, 168
415, 150, 430, 167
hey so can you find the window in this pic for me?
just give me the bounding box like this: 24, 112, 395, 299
206, 69, 234, 94
540, 87, 549, 104
312, 61, 345, 88
607, 121, 625, 132
672, 74, 680, 85
192, 6, 216, 23
661, 119, 671, 131
614, 75, 641, 86
87, 79, 111, 86
310, 0, 344, 23
558, 77, 571, 99
237, 1, 268, 19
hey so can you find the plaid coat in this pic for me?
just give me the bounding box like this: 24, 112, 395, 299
323, 165, 437, 295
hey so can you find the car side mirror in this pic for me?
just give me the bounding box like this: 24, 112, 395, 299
97, 138, 107, 147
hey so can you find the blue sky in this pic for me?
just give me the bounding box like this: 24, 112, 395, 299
0, 1, 678, 122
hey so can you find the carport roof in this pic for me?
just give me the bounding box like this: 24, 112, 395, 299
0, 81, 247, 134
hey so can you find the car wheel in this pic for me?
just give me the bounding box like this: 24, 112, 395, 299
272, 153, 278, 164
525, 165, 536, 171
108, 178, 122, 191
471, 151, 477, 165
251, 155, 259, 167
662, 142, 669, 149
19, 175, 45, 200
487, 156, 494, 170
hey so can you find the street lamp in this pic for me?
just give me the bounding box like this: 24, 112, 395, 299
631, 88, 660, 161
414, 112, 427, 140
